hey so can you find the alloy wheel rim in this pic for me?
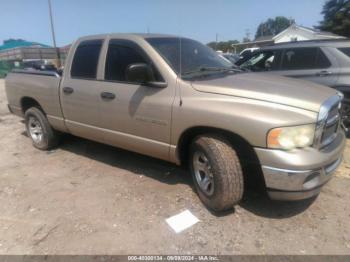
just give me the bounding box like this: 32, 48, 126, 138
193, 151, 215, 196
28, 117, 43, 143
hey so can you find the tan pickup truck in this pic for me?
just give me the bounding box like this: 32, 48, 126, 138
5, 34, 346, 211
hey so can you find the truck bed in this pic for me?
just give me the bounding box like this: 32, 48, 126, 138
5, 69, 66, 132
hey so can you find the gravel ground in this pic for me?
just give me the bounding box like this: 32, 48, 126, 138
0, 79, 349, 255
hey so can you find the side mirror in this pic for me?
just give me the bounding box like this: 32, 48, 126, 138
126, 63, 153, 83
125, 63, 167, 88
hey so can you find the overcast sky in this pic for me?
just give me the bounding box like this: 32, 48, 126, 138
0, 0, 326, 46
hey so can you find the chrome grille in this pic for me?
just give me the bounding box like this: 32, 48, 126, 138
327, 104, 340, 123
322, 102, 341, 147
316, 96, 341, 148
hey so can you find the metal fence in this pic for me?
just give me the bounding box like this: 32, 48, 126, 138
1, 47, 56, 61
0, 47, 69, 77
0, 47, 68, 62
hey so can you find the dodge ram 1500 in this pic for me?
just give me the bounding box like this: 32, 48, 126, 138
5, 34, 346, 211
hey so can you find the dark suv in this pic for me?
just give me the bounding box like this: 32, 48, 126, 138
239, 39, 350, 130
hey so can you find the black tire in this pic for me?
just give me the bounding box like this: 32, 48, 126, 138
189, 135, 244, 212
24, 107, 59, 150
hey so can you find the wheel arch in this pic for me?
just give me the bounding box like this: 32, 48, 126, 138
176, 126, 266, 189
20, 97, 45, 114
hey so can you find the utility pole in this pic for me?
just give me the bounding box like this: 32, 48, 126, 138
245, 29, 250, 41
215, 33, 218, 50
48, 0, 61, 67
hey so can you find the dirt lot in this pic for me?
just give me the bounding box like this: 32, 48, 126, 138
0, 79, 349, 255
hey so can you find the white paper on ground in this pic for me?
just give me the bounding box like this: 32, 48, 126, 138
166, 210, 200, 233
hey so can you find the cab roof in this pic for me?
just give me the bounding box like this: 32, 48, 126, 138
76, 33, 180, 42
261, 39, 350, 50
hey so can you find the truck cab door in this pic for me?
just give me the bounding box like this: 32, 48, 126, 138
96, 38, 176, 161
60, 39, 105, 141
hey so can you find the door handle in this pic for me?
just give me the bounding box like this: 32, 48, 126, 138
63, 87, 74, 94
100, 92, 116, 100
316, 70, 332, 77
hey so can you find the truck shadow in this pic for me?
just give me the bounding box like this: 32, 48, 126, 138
58, 134, 192, 187
22, 132, 317, 219
238, 191, 317, 219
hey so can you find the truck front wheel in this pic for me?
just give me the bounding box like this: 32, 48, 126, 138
189, 135, 244, 211
24, 107, 59, 150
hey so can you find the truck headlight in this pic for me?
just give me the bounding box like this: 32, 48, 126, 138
267, 124, 315, 150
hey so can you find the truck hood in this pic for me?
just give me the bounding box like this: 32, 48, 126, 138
191, 73, 338, 112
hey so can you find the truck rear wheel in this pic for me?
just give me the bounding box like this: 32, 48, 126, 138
24, 107, 59, 150
189, 135, 244, 211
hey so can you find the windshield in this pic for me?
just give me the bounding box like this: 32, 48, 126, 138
146, 37, 232, 77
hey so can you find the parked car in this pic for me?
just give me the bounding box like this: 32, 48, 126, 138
221, 53, 240, 64
22, 60, 57, 72
240, 47, 260, 58
239, 39, 350, 131
217, 53, 233, 64
5, 34, 346, 211
235, 47, 260, 65
218, 53, 241, 69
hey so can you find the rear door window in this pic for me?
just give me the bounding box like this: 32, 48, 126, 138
280, 47, 330, 70
281, 48, 318, 70
71, 39, 103, 79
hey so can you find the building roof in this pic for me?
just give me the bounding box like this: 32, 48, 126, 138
255, 35, 274, 42
232, 24, 346, 49
231, 37, 274, 48
296, 25, 341, 37
59, 44, 71, 51
272, 24, 345, 40
0, 39, 50, 51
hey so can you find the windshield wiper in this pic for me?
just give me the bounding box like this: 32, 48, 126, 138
182, 66, 225, 75
182, 66, 241, 77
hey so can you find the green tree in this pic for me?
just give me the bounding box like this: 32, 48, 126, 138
317, 0, 350, 37
255, 16, 294, 39
207, 40, 239, 52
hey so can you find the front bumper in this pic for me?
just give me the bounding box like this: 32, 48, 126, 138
254, 130, 346, 201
